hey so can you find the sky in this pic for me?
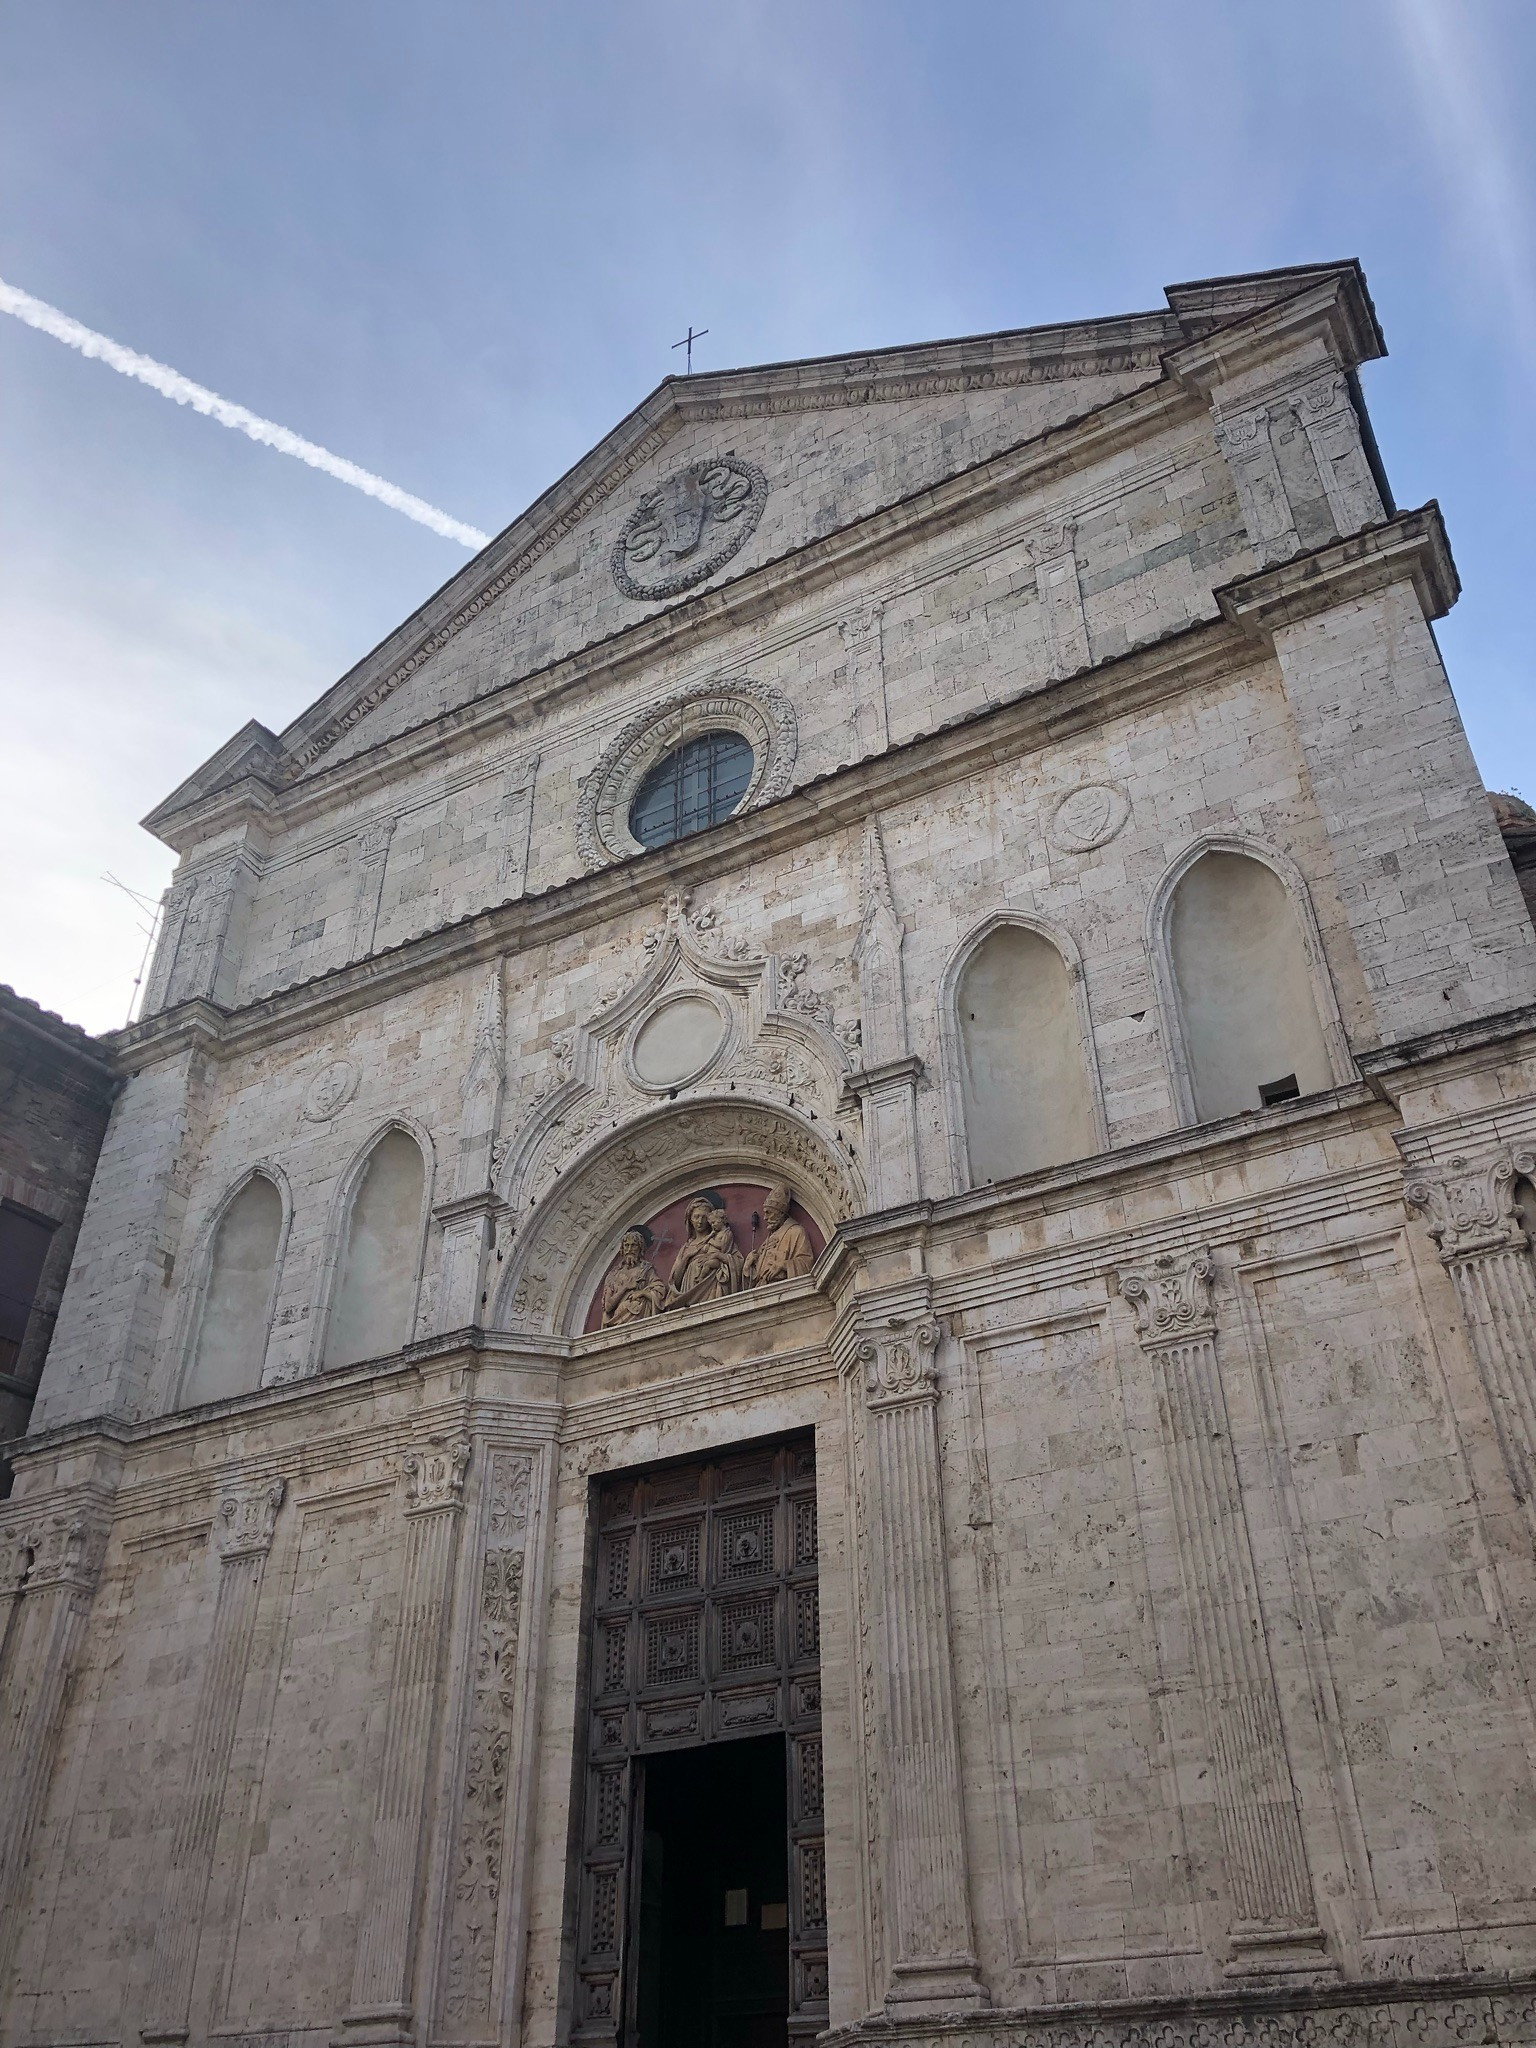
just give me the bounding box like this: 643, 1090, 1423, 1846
2, 0, 1533, 1036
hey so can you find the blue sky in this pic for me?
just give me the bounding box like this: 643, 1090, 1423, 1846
3, 0, 1533, 1033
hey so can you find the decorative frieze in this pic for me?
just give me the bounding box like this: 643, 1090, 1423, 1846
849, 1315, 988, 2013
437, 1451, 533, 2041
1406, 1148, 1536, 1540
142, 1477, 287, 2045
1118, 1251, 1325, 1968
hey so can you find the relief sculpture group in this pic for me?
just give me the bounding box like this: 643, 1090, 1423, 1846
598, 1181, 815, 1328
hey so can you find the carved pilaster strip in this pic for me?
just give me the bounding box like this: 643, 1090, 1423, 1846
349, 817, 397, 961
338, 1440, 471, 2045
141, 1477, 286, 2045
1294, 372, 1383, 539
436, 1451, 532, 2040
1118, 1252, 1324, 1963
0, 1500, 110, 1985
855, 1320, 987, 2013
839, 604, 889, 760
1213, 405, 1300, 566
1406, 1150, 1536, 1540
1023, 524, 1089, 679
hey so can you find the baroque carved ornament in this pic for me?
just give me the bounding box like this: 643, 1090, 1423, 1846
1404, 1149, 1536, 1263
611, 454, 768, 601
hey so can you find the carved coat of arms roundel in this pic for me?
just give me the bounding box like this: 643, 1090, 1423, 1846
611, 455, 768, 601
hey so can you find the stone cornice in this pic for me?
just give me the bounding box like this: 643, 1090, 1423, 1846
111, 610, 1252, 1067
1164, 271, 1385, 397
1216, 502, 1458, 637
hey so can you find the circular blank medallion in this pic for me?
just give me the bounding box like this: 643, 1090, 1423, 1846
630, 995, 728, 1090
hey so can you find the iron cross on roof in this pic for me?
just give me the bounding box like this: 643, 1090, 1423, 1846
671, 324, 708, 374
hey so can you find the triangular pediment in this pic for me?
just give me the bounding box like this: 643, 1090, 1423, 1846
149, 263, 1381, 842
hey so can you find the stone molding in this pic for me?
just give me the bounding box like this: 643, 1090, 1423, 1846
574, 673, 798, 870
816, 1976, 1536, 2048
1216, 505, 1459, 640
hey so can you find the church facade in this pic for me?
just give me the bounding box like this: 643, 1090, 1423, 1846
5, 261, 1536, 2048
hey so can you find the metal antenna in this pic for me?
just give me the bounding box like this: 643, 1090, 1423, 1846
671, 325, 709, 374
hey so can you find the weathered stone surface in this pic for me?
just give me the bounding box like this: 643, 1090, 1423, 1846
6, 263, 1536, 2048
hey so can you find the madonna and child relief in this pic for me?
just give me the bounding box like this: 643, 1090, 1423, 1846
590, 1181, 821, 1331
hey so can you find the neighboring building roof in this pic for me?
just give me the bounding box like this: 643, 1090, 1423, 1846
0, 986, 118, 1079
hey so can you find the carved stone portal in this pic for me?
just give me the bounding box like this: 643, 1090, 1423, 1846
585, 1181, 824, 1333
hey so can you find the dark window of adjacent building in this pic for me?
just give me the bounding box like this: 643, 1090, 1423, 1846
0, 1203, 55, 1378
629, 733, 754, 850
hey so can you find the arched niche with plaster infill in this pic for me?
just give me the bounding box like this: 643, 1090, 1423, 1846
1148, 836, 1354, 1127
178, 1166, 289, 1410
320, 1122, 433, 1370
942, 911, 1108, 1191
492, 1099, 860, 1340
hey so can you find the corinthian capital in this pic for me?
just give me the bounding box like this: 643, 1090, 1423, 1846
860, 1318, 941, 1409
1404, 1150, 1536, 1263
403, 1438, 473, 1514
1119, 1249, 1216, 1349
23, 1503, 110, 1593
215, 1475, 287, 1560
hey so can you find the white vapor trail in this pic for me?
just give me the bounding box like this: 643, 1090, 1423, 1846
0, 278, 491, 549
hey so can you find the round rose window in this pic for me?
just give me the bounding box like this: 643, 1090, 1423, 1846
628, 732, 754, 850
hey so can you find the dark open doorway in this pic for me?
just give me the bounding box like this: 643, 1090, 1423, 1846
631, 1734, 790, 2048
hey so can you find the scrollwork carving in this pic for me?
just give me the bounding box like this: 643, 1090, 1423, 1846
861, 1319, 940, 1408
1118, 1249, 1216, 1348
403, 1439, 473, 1514
1404, 1150, 1535, 1264
214, 1477, 286, 1560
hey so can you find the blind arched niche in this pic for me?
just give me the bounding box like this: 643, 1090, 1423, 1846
182, 1172, 283, 1408
323, 1128, 427, 1369
955, 921, 1099, 1185
1168, 849, 1334, 1122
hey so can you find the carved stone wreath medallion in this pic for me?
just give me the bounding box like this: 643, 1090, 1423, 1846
576, 676, 798, 871
1048, 781, 1130, 854
611, 455, 768, 601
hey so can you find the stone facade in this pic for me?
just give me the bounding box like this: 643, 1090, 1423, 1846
0, 987, 117, 1449
6, 263, 1536, 2048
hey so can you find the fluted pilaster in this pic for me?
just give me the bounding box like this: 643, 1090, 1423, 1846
0, 1498, 110, 1985
141, 1476, 286, 2045
1406, 1149, 1536, 1541
853, 1317, 987, 2013
337, 1439, 471, 2046
1119, 1252, 1326, 1972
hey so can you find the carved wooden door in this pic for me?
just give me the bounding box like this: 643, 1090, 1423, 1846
574, 1436, 826, 2048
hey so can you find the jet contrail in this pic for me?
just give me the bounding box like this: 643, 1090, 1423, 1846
0, 278, 491, 549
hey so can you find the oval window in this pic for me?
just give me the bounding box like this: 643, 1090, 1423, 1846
628, 732, 754, 850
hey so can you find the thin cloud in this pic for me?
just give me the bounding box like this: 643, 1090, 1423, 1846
1388, 0, 1536, 355
0, 278, 491, 549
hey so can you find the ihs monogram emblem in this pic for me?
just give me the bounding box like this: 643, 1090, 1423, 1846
611, 455, 768, 600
